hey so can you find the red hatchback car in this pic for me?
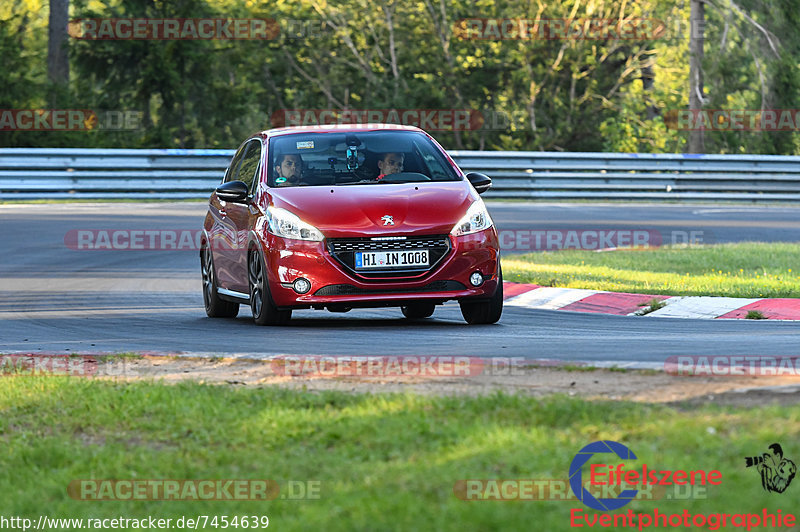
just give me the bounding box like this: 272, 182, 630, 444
200, 124, 502, 325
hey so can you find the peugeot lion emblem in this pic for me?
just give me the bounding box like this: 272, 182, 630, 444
381, 215, 395, 226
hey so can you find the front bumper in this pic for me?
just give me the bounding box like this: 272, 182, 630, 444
262, 228, 500, 308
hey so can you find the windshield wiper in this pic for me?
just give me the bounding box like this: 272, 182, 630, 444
336, 179, 381, 185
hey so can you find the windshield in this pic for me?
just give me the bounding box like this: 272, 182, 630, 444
267, 131, 460, 187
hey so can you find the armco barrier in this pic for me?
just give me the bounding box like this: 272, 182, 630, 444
1, 148, 799, 201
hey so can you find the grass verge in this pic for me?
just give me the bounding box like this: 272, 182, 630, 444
1, 378, 798, 530
502, 242, 800, 298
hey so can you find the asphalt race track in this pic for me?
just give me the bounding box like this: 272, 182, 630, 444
494, 203, 800, 246
1, 202, 799, 365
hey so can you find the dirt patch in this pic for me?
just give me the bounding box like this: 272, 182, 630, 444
100, 356, 800, 407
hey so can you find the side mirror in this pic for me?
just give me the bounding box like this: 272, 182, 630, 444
466, 172, 492, 195
215, 180, 249, 203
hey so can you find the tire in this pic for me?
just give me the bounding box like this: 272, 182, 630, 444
459, 267, 503, 325
401, 302, 436, 319
248, 248, 292, 326
201, 246, 239, 318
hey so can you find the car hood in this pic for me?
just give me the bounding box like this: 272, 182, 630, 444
267, 182, 476, 238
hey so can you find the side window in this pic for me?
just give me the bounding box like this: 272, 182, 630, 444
235, 140, 262, 193
224, 143, 248, 183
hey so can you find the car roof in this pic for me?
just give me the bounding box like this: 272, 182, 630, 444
261, 123, 426, 138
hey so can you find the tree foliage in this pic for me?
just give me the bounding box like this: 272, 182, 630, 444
1, 0, 799, 153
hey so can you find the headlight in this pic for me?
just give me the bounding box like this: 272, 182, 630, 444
266, 206, 324, 241
451, 199, 493, 236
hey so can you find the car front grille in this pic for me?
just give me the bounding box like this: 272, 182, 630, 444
327, 234, 451, 278
313, 280, 466, 296
329, 236, 447, 253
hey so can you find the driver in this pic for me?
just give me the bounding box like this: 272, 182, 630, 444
376, 152, 404, 181
274, 154, 303, 186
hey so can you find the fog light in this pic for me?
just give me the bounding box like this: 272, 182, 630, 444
469, 271, 484, 287
293, 277, 311, 294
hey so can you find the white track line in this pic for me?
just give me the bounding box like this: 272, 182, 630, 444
505, 287, 599, 310
643, 296, 761, 319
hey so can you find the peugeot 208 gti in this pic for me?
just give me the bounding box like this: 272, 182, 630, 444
200, 124, 502, 325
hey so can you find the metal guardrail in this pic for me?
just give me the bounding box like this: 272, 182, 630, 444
1, 148, 800, 201
0, 148, 231, 200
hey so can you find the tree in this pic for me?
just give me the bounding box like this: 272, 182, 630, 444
688, 0, 705, 153
47, 0, 69, 87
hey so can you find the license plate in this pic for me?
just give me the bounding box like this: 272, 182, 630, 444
355, 249, 429, 269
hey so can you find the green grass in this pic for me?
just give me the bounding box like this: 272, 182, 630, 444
97, 351, 144, 361
1, 378, 799, 530
503, 242, 800, 298
554, 364, 599, 372
637, 298, 668, 315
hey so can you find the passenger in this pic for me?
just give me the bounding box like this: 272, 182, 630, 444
274, 154, 303, 186
376, 152, 404, 180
